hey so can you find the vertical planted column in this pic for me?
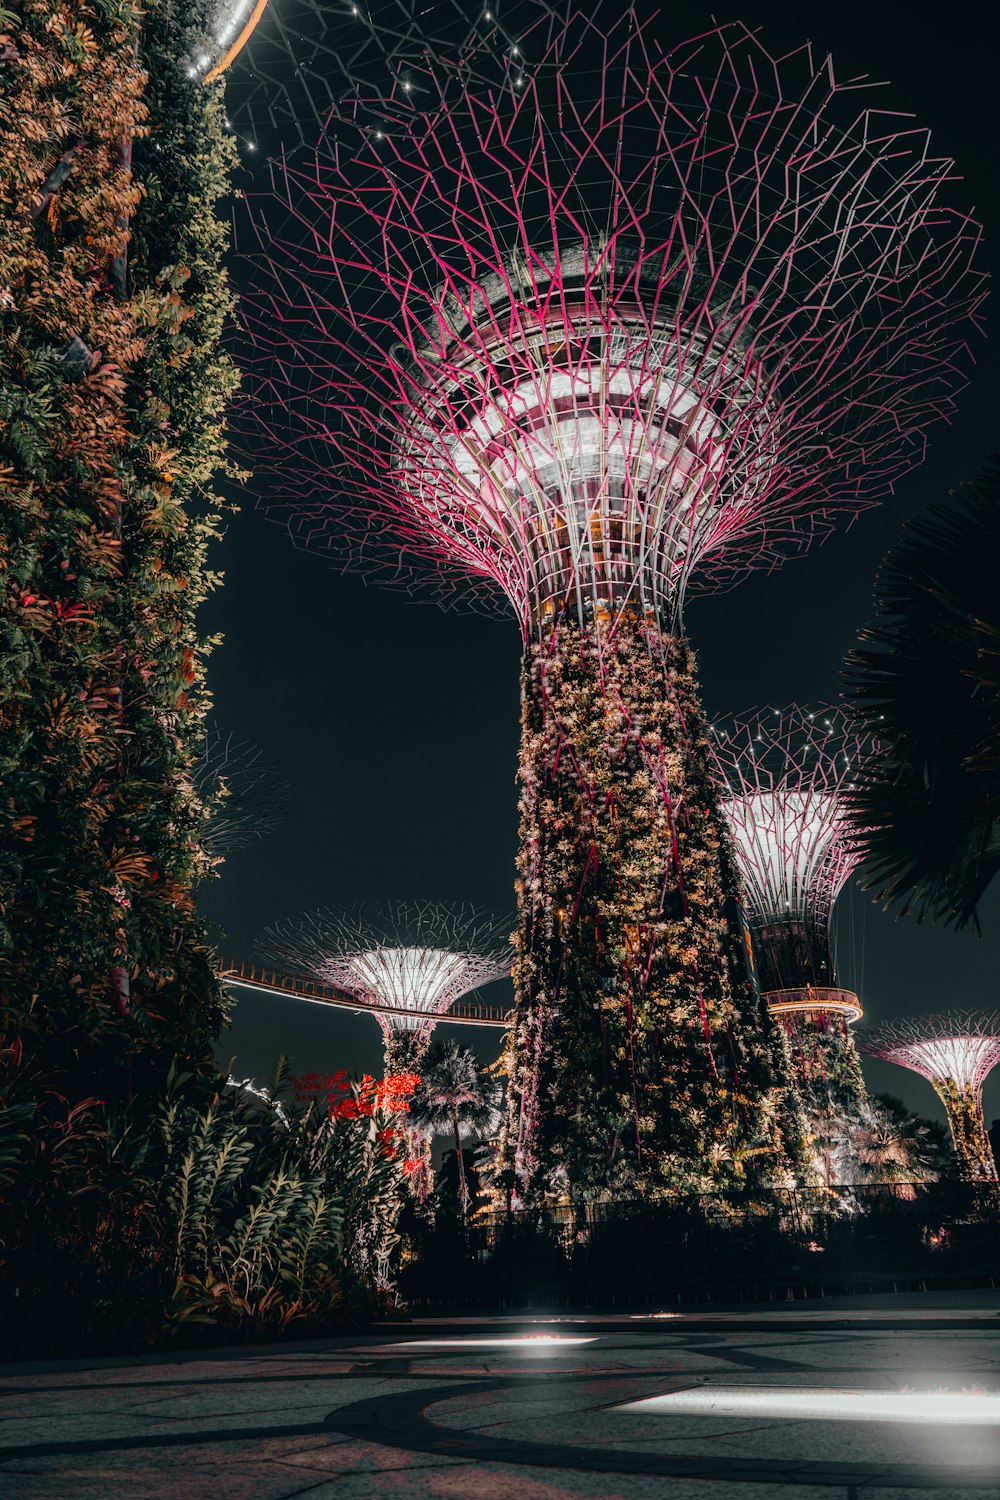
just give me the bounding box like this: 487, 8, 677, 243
0, 0, 236, 1095
505, 616, 796, 1200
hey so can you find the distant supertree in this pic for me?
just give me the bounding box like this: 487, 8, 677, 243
257, 901, 512, 1072
712, 707, 872, 1177
863, 1013, 1000, 1183
239, 8, 984, 1201
193, 726, 289, 857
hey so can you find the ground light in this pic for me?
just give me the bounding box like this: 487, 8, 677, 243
388, 1336, 598, 1348
619, 1387, 1000, 1423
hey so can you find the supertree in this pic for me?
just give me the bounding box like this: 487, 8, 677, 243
238, 7, 984, 1201
257, 902, 512, 1074
712, 707, 872, 1178
258, 901, 511, 1198
863, 1013, 1000, 1183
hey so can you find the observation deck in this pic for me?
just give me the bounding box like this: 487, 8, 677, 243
764, 986, 862, 1024
217, 957, 511, 1028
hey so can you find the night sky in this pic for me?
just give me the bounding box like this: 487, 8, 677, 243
201, 0, 1000, 1130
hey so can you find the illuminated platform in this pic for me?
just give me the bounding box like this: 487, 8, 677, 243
764, 985, 863, 1023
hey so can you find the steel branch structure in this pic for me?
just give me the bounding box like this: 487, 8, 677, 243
241, 8, 984, 627
221, 0, 507, 147
864, 1013, 1000, 1183
257, 901, 512, 1071
193, 725, 289, 856
712, 706, 872, 1162
239, 6, 984, 1202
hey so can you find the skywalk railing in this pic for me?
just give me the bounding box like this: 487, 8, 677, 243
216, 956, 511, 1027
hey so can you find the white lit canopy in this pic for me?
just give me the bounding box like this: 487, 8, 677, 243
721, 790, 847, 925
327, 945, 485, 1032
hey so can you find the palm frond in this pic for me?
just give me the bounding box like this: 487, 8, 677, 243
842, 456, 1000, 928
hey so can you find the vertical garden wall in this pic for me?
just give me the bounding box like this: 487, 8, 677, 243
0, 0, 237, 1095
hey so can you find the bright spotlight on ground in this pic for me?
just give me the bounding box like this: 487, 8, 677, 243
618, 1386, 1000, 1424
390, 1335, 598, 1349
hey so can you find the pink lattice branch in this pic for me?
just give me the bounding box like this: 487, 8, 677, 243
237, 6, 985, 632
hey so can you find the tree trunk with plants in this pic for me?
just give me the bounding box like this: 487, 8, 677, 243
932, 1078, 997, 1184
451, 1106, 469, 1217
498, 614, 808, 1204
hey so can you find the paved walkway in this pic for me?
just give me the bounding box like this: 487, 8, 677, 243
1, 1292, 999, 1498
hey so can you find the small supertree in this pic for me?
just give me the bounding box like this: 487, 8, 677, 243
239, 7, 984, 1202
259, 902, 510, 1200
863, 1013, 1000, 1183
712, 707, 871, 1178
257, 902, 512, 1074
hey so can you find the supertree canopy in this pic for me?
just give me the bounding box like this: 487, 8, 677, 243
863, 1013, 1000, 1184
257, 902, 512, 1072
220, 0, 497, 148
239, 6, 983, 1202
712, 706, 872, 1171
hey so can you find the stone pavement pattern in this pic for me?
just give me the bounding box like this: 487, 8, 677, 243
1, 1294, 999, 1498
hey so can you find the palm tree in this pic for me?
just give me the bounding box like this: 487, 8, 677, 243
842, 457, 1000, 929
407, 1041, 502, 1217
840, 1094, 951, 1194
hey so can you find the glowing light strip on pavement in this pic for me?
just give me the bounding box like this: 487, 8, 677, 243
389, 1336, 598, 1349
618, 1386, 1000, 1424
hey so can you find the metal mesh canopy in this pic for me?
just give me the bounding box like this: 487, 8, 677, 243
257, 901, 512, 1032
713, 706, 871, 934
237, 4, 985, 632
192, 725, 289, 854
864, 1012, 1000, 1091
221, 0, 514, 148
722, 790, 843, 924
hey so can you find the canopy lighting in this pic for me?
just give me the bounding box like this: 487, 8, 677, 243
189, 0, 270, 83
619, 1385, 1000, 1424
